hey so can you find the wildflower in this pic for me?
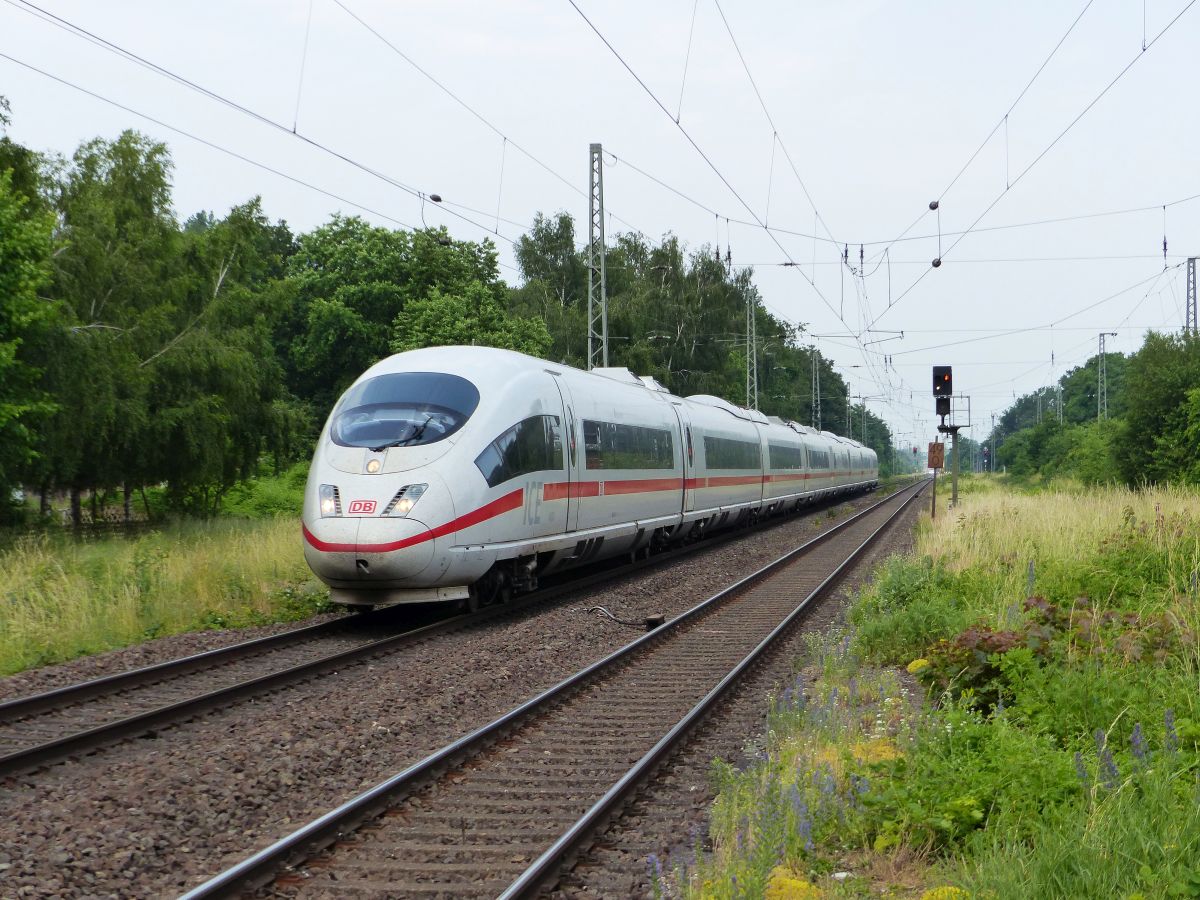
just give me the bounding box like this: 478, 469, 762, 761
646, 853, 664, 898
765, 866, 824, 899
1130, 722, 1147, 764
1073, 751, 1090, 790
1165, 708, 1179, 754
792, 792, 814, 852
920, 888, 968, 900
906, 658, 930, 675
1099, 747, 1120, 790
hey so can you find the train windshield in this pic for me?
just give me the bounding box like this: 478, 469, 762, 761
330, 372, 480, 450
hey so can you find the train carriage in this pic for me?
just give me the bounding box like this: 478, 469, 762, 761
303, 346, 878, 609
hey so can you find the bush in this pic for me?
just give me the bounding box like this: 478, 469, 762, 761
851, 556, 976, 663
220, 461, 308, 518
856, 704, 1078, 853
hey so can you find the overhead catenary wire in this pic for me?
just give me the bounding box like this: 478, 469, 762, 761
5, 0, 519, 244
0, 51, 545, 280
710, 0, 841, 248
862, 1, 1098, 269
675, 0, 701, 123
328, 0, 651, 240
0, 51, 412, 234
867, 0, 1198, 331
888, 263, 1187, 357
291, 0, 316, 133
565, 0, 867, 354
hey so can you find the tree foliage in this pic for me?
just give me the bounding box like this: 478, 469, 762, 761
0, 118, 905, 523
990, 332, 1200, 486
0, 169, 53, 513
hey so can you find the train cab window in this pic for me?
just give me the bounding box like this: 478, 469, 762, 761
474, 416, 564, 488
582, 420, 674, 470
331, 372, 480, 450
768, 442, 806, 470
703, 435, 761, 469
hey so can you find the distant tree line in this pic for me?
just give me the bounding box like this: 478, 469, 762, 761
987, 331, 1200, 485
0, 113, 897, 523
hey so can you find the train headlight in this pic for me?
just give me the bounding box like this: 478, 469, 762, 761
319, 484, 342, 517
384, 483, 427, 517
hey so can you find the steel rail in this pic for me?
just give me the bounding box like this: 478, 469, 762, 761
1, 480, 901, 777
178, 477, 926, 899
503, 478, 928, 898
0, 614, 366, 723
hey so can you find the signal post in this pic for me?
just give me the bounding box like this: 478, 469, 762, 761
932, 366, 964, 508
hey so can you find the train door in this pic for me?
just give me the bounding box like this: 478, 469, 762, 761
550, 376, 581, 532
671, 404, 696, 514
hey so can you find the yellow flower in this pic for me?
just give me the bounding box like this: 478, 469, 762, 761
765, 865, 825, 899
920, 887, 969, 900
851, 737, 903, 763
906, 657, 931, 675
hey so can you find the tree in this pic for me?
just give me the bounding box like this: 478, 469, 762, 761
283, 218, 504, 412
140, 199, 308, 514
0, 169, 53, 514
1116, 331, 1200, 484
391, 280, 551, 357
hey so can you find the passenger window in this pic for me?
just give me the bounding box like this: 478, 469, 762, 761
582, 420, 674, 470
474, 416, 564, 488
703, 435, 761, 469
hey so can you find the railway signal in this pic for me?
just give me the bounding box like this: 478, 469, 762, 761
933, 366, 952, 397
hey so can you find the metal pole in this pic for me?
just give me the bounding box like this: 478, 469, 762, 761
1188, 257, 1197, 335
752, 301, 758, 410
1097, 331, 1116, 421
951, 430, 959, 507
811, 352, 822, 430
586, 143, 608, 370
931, 461, 937, 520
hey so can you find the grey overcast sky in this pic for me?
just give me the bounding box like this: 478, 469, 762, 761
2, 0, 1198, 445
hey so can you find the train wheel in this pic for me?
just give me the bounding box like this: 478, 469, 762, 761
470, 568, 511, 610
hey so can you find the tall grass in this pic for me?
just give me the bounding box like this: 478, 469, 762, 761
675, 480, 1200, 898
0, 519, 329, 675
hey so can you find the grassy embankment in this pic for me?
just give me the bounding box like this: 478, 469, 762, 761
0, 465, 330, 676
670, 476, 1200, 899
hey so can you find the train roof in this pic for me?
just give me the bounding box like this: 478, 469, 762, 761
365, 349, 878, 454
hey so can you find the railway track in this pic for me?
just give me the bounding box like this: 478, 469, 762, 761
182, 477, 928, 899
0, 610, 439, 777
0, 484, 906, 779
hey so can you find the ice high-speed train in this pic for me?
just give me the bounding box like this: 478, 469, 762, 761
302, 346, 878, 609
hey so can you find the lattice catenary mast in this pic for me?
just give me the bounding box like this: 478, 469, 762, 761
587, 143, 609, 370
1188, 257, 1197, 336
1098, 331, 1117, 421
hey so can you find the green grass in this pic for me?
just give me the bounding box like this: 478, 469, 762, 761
674, 481, 1200, 899
0, 517, 330, 675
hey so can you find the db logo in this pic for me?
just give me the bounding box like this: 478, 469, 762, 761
348, 500, 377, 515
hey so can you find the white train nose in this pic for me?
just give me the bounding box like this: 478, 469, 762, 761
303, 517, 436, 585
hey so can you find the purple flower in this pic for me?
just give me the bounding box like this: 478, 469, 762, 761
646, 853, 663, 889
1099, 747, 1120, 790
1166, 708, 1179, 754
789, 785, 814, 852
1130, 722, 1147, 763
1073, 751, 1090, 790
1094, 729, 1107, 754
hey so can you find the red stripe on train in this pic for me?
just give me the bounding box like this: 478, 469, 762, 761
303, 488, 524, 553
